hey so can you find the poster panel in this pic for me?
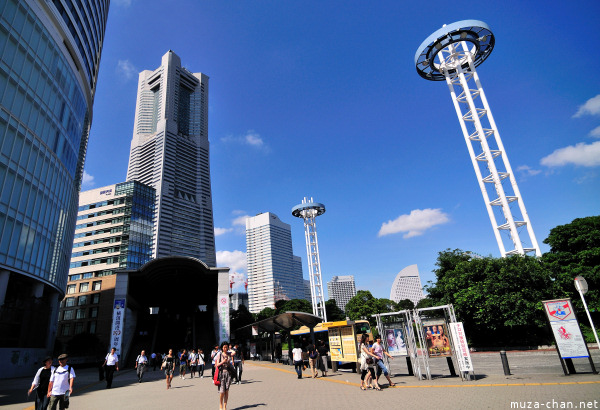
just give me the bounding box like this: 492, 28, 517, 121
422, 320, 452, 357
110, 299, 125, 357
384, 326, 408, 356
449, 322, 473, 372
543, 299, 576, 322
341, 326, 357, 362
550, 320, 589, 359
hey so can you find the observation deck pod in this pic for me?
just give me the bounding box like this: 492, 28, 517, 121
415, 20, 495, 81
292, 200, 326, 218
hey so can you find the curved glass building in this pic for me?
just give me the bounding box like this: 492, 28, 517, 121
0, 0, 109, 377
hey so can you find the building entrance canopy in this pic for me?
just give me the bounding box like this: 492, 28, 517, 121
238, 311, 323, 334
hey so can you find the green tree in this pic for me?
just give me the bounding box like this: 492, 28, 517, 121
278, 298, 313, 314
396, 298, 415, 310
542, 216, 600, 324
426, 249, 555, 347
230, 304, 254, 332
325, 299, 345, 321
415, 297, 436, 309
345, 291, 397, 327
256, 307, 276, 321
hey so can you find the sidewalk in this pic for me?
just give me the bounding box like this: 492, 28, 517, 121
1, 356, 599, 410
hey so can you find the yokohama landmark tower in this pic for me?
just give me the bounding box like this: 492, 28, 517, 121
126, 51, 216, 266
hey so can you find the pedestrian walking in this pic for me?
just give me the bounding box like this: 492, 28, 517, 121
102, 348, 119, 389
151, 352, 158, 371
135, 350, 148, 383
178, 349, 188, 379
231, 344, 244, 384
47, 354, 75, 410
210, 345, 219, 379
292, 345, 304, 379
317, 340, 329, 377
161, 349, 176, 389
215, 342, 234, 410
189, 349, 198, 378
28, 356, 54, 410
359, 334, 379, 391
198, 348, 205, 378
373, 336, 395, 387
307, 343, 319, 378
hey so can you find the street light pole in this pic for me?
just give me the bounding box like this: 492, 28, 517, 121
574, 276, 600, 351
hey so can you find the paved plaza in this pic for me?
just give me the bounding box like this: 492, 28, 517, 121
1, 351, 599, 410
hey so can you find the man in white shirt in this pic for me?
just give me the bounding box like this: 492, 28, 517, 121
292, 346, 304, 379
102, 348, 119, 388
135, 350, 148, 383
47, 354, 75, 410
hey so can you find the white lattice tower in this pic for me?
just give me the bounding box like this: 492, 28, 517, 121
415, 20, 541, 257
292, 197, 327, 321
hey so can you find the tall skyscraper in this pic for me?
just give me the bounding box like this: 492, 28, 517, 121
0, 0, 110, 377
327, 275, 357, 312
56, 181, 154, 351
126, 51, 216, 266
246, 212, 304, 313
390, 264, 424, 306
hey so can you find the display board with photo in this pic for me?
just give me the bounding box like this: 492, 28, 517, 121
384, 326, 408, 356
423, 321, 452, 357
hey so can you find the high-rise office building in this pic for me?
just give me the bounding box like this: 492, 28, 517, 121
246, 212, 304, 313
126, 51, 216, 266
56, 181, 154, 351
303, 279, 312, 303
0, 0, 109, 377
390, 264, 424, 306
327, 275, 356, 312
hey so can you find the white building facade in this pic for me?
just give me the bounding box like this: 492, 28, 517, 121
246, 213, 304, 313
327, 275, 356, 312
390, 264, 424, 306
126, 51, 216, 266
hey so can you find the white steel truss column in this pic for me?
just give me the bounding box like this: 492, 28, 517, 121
301, 210, 327, 321
437, 43, 541, 257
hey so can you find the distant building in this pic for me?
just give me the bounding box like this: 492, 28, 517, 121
56, 181, 155, 351
246, 212, 304, 313
327, 276, 357, 312
390, 264, 424, 306
0, 0, 110, 378
230, 292, 249, 311
303, 279, 312, 303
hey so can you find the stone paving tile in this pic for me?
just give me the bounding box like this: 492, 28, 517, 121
2, 361, 599, 410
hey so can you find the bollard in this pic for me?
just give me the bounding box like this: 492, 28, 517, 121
500, 350, 511, 375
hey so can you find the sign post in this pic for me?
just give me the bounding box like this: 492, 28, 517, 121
574, 276, 600, 354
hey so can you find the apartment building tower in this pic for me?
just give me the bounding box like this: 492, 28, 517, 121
246, 212, 304, 313
327, 275, 356, 312
126, 51, 216, 266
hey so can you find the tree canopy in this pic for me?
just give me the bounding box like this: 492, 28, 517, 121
345, 290, 397, 327
325, 299, 346, 322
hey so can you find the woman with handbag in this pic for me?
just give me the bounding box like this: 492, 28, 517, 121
161, 349, 175, 390
215, 342, 233, 410
359, 334, 380, 391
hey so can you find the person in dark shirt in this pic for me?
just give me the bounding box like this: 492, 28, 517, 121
28, 356, 54, 410
161, 349, 176, 389
317, 340, 329, 377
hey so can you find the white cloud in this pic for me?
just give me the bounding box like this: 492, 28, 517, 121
516, 165, 542, 177
221, 130, 269, 151
214, 227, 233, 236
573, 95, 600, 118
245, 131, 264, 147
82, 171, 95, 188
116, 59, 137, 81
540, 141, 600, 167
232, 215, 250, 226
378, 208, 450, 238
589, 126, 600, 138
113, 0, 132, 7
216, 250, 247, 273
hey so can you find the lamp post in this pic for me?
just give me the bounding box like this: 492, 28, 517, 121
574, 276, 600, 351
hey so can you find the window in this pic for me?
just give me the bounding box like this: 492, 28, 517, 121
78, 295, 88, 305
82, 272, 93, 279
79, 282, 89, 292
92, 281, 101, 291
67, 284, 76, 294
89, 321, 97, 334
63, 310, 74, 320
74, 322, 84, 334
91, 293, 100, 304
69, 274, 81, 281
61, 324, 71, 336
89, 307, 98, 318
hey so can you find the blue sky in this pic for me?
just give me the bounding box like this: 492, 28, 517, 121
83, 0, 600, 298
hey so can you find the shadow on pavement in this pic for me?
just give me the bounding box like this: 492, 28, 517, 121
230, 404, 266, 409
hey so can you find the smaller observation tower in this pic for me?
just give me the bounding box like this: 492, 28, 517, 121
292, 197, 327, 321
